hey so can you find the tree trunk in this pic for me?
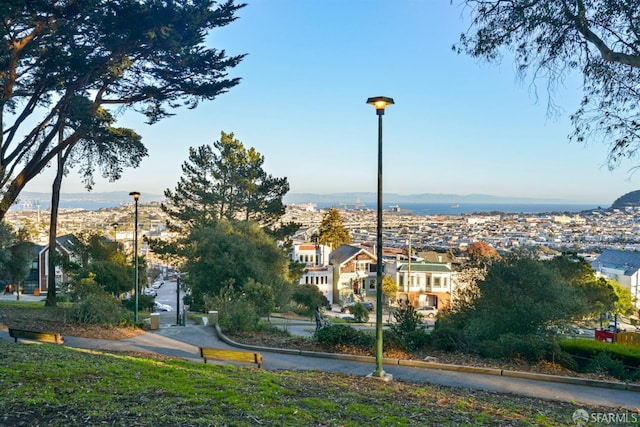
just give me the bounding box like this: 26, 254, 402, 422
45, 140, 72, 306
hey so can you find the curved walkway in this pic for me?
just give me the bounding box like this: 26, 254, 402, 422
2, 315, 638, 411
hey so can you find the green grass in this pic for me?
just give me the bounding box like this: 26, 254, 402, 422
0, 341, 615, 426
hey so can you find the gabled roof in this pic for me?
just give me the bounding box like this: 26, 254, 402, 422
329, 245, 374, 265
593, 249, 640, 275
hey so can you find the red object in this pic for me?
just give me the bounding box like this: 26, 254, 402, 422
595, 329, 615, 343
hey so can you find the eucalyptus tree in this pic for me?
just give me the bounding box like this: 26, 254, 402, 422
0, 0, 245, 220
455, 0, 640, 168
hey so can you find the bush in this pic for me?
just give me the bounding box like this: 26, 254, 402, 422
391, 301, 422, 335
348, 303, 369, 323
317, 324, 374, 348
477, 333, 558, 362
586, 352, 628, 380
430, 326, 469, 352
403, 329, 431, 352
122, 294, 155, 313
291, 284, 330, 316
69, 292, 123, 325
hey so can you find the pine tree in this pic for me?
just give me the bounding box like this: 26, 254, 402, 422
318, 208, 352, 251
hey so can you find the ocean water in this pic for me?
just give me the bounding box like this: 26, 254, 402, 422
318, 202, 603, 216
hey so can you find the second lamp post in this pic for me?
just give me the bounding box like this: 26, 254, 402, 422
130, 191, 140, 323
366, 96, 394, 380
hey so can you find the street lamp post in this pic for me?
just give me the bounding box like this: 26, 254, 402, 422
366, 96, 394, 380
130, 192, 140, 323
112, 222, 119, 245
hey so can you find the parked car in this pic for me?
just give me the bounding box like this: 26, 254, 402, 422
341, 301, 374, 314
416, 306, 437, 319
154, 302, 173, 312
142, 287, 157, 297
152, 281, 164, 289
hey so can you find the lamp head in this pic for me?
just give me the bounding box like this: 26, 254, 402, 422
129, 191, 140, 200
366, 96, 394, 115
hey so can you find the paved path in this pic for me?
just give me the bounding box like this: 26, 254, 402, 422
1, 308, 638, 410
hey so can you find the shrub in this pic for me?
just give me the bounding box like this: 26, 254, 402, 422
477, 333, 558, 362
391, 301, 422, 336
430, 326, 469, 352
317, 324, 374, 348
403, 329, 431, 352
291, 284, 330, 316
586, 352, 627, 380
69, 292, 123, 325
348, 303, 369, 323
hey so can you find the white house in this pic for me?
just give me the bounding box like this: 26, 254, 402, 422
290, 243, 334, 303
591, 249, 640, 308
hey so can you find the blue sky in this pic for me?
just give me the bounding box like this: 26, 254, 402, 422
24, 1, 640, 204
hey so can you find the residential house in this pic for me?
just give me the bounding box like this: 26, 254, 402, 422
290, 243, 334, 303
22, 234, 76, 295
387, 258, 453, 310
329, 244, 377, 305
592, 249, 640, 309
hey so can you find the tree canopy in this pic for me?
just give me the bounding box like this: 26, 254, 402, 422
317, 208, 351, 251
179, 219, 296, 311
456, 0, 640, 168
162, 132, 291, 235
0, 0, 245, 220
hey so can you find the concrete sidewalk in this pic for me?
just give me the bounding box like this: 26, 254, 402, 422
1, 313, 638, 410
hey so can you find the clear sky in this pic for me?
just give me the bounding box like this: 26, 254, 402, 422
23, 1, 640, 205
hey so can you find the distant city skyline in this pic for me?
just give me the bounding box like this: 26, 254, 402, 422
22, 1, 640, 205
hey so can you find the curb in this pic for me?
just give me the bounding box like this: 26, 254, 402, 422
213, 324, 640, 391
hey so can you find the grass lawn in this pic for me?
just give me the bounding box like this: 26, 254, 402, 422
0, 340, 620, 427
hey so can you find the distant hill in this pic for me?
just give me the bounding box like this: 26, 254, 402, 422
13, 191, 164, 211
284, 192, 592, 205
611, 190, 640, 208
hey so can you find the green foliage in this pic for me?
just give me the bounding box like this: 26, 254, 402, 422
317, 208, 351, 251
387, 301, 431, 352
585, 352, 628, 380
558, 338, 640, 370
476, 333, 560, 362
180, 219, 295, 308
68, 290, 123, 325
208, 284, 259, 333
461, 255, 581, 342
348, 303, 369, 323
161, 132, 292, 232
0, 1, 245, 220
430, 325, 469, 352
291, 284, 330, 315
243, 279, 276, 319
316, 324, 374, 348
455, 0, 640, 169
390, 300, 423, 336
0, 224, 35, 284
547, 255, 617, 317
122, 294, 156, 313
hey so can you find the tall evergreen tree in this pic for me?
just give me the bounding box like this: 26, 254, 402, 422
162, 131, 292, 233
318, 208, 352, 251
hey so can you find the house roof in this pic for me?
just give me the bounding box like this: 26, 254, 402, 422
329, 244, 374, 265
397, 262, 451, 273
593, 249, 640, 276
